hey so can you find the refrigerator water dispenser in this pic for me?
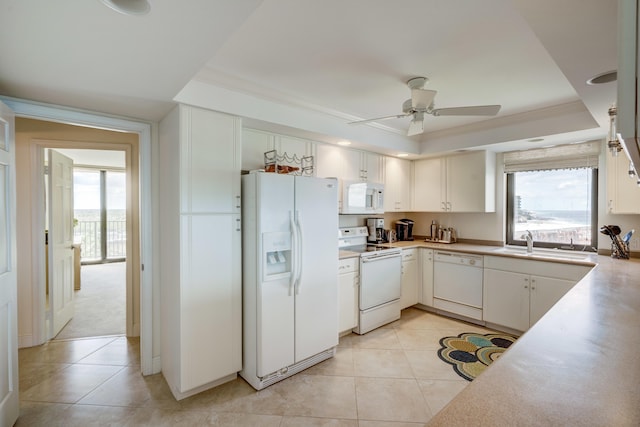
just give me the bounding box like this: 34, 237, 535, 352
262, 231, 292, 279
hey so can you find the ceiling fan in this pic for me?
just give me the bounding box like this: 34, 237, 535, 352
349, 77, 501, 136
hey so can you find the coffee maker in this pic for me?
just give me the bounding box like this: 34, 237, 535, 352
367, 218, 385, 243
396, 219, 415, 241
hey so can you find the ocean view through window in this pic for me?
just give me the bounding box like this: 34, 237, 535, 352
73, 169, 126, 262
506, 168, 597, 250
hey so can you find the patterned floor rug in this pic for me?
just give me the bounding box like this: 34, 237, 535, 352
437, 332, 518, 381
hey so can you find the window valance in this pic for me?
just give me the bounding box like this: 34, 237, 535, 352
503, 140, 601, 173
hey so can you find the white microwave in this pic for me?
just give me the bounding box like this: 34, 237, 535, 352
341, 180, 384, 214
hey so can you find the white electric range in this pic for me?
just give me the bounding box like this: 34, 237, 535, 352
338, 227, 402, 334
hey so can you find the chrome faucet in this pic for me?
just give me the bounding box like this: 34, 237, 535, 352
523, 230, 533, 253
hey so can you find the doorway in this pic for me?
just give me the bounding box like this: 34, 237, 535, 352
47, 149, 128, 340
8, 97, 154, 376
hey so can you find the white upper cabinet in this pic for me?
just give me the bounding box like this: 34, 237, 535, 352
242, 129, 313, 173
276, 135, 314, 162
242, 129, 274, 172
384, 156, 411, 212
413, 151, 495, 213
315, 144, 384, 183
606, 152, 640, 213
180, 106, 241, 214
315, 143, 343, 179
412, 157, 444, 212
363, 151, 384, 184
340, 148, 363, 181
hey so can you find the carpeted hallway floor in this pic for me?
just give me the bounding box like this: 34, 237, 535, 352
54, 262, 126, 340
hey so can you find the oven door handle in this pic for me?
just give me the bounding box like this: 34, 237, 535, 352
362, 253, 401, 263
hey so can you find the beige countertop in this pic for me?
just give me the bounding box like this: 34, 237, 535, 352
428, 254, 640, 426
340, 240, 640, 425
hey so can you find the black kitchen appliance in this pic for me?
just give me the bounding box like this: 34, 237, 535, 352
396, 219, 415, 241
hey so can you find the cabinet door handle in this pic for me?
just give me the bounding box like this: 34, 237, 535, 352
236, 195, 241, 209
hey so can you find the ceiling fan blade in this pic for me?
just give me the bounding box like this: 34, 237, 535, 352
411, 89, 437, 110
431, 105, 501, 116
407, 112, 425, 136
349, 113, 410, 125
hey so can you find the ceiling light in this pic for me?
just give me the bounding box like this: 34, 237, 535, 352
397, 153, 409, 157
337, 141, 351, 146
586, 70, 617, 85
100, 0, 150, 16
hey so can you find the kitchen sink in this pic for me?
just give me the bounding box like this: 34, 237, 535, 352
493, 246, 592, 261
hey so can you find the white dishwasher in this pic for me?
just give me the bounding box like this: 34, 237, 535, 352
433, 251, 483, 320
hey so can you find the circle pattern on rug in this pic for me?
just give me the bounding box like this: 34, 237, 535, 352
437, 332, 517, 381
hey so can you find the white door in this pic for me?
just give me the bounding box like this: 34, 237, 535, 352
294, 176, 338, 362
0, 101, 18, 427
48, 149, 75, 338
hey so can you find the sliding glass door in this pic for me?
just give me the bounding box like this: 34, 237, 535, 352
73, 169, 126, 263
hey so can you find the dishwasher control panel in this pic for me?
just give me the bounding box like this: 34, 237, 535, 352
434, 251, 483, 268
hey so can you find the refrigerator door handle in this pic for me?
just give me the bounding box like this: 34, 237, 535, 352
289, 211, 298, 296
294, 210, 303, 294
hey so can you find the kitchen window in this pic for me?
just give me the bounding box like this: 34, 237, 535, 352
504, 142, 600, 251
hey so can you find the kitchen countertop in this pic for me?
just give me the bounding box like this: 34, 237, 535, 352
340, 240, 640, 425
341, 240, 599, 266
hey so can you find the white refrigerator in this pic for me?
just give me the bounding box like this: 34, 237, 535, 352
241, 172, 339, 390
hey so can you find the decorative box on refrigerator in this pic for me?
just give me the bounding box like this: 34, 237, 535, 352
241, 172, 339, 390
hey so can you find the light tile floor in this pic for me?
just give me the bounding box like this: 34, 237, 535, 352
17, 308, 495, 426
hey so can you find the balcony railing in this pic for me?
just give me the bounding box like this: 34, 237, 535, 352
74, 220, 126, 261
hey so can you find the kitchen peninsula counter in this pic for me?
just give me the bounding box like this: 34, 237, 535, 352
425, 252, 640, 426
341, 240, 640, 424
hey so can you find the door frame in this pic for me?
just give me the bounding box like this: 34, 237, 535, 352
37, 142, 134, 340
2, 96, 155, 375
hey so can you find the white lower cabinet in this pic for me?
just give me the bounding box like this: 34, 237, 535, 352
338, 257, 359, 333
400, 249, 418, 309
419, 248, 434, 306
483, 256, 591, 332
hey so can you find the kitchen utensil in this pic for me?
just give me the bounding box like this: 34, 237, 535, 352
600, 224, 630, 259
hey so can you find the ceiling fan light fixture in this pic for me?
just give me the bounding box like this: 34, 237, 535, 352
407, 113, 424, 136
100, 0, 151, 16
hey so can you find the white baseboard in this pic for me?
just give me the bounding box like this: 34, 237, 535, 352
151, 356, 162, 375
18, 334, 34, 349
